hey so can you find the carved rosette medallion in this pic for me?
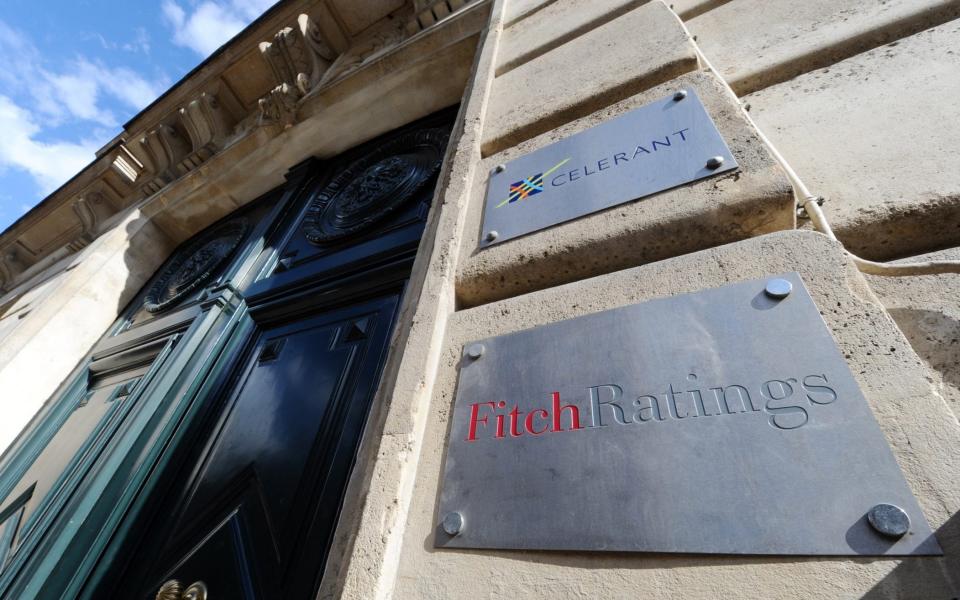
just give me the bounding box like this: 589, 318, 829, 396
303, 128, 448, 244
144, 218, 249, 313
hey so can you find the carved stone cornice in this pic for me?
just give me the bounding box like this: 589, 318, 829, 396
134, 124, 193, 195
180, 92, 237, 159
0, 0, 490, 298
320, 15, 407, 85
260, 14, 339, 94
258, 83, 303, 127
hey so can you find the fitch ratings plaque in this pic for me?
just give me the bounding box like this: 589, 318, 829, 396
435, 274, 941, 556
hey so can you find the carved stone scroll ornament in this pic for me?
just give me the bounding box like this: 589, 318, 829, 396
155, 580, 208, 600
303, 128, 448, 244
143, 218, 248, 313
259, 14, 337, 96
257, 82, 303, 127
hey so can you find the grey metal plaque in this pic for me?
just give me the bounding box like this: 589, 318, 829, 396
436, 274, 941, 555
480, 88, 738, 247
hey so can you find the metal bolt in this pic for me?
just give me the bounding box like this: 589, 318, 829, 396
867, 503, 910, 538
706, 156, 725, 169
673, 89, 688, 101
467, 343, 485, 360
485, 230, 499, 243
442, 512, 464, 536
494, 164, 506, 173
764, 278, 792, 300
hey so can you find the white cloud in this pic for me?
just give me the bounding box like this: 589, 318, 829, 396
46, 70, 116, 127
0, 95, 99, 194
43, 59, 168, 129
124, 28, 152, 54
90, 27, 151, 55
0, 20, 170, 201
0, 20, 166, 128
162, 0, 275, 57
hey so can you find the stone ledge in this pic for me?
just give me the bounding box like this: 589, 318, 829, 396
496, 0, 648, 76
503, 0, 556, 26
668, 0, 732, 21
481, 0, 698, 157
746, 21, 960, 260
396, 229, 960, 598
458, 70, 794, 307
688, 0, 960, 95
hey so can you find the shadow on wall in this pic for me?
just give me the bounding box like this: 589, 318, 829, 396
115, 196, 247, 316
114, 215, 177, 317
887, 308, 960, 414
423, 508, 960, 597
860, 510, 960, 600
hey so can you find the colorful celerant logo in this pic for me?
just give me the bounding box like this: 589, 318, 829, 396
495, 158, 570, 208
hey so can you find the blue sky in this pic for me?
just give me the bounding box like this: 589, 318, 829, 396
0, 0, 276, 233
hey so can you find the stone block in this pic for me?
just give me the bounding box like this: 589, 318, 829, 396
865, 247, 960, 423
688, 0, 960, 94
396, 230, 960, 598
496, 0, 647, 75
458, 70, 794, 307
503, 0, 558, 26
481, 0, 698, 156
668, 0, 731, 20
746, 21, 960, 260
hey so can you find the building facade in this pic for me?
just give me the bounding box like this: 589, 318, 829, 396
0, 0, 958, 597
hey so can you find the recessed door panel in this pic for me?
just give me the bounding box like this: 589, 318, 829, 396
130, 293, 400, 599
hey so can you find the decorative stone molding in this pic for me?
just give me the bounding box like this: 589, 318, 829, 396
66, 195, 101, 253
408, 0, 475, 34
258, 83, 303, 127
299, 14, 338, 90
260, 27, 310, 88
321, 16, 407, 85
179, 92, 238, 167
136, 124, 193, 196
0, 253, 13, 293
260, 14, 337, 95
0, 248, 28, 293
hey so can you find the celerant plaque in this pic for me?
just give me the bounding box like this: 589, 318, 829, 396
480, 88, 738, 247
436, 274, 941, 556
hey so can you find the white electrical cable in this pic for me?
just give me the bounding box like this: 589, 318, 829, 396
679, 20, 960, 278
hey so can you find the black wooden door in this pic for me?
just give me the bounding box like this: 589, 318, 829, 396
99, 113, 452, 600
0, 110, 451, 599
118, 291, 401, 599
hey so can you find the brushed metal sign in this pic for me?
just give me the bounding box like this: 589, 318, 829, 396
480, 88, 737, 247
436, 274, 941, 555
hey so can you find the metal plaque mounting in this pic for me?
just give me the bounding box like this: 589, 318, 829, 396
436, 274, 941, 556
480, 88, 738, 247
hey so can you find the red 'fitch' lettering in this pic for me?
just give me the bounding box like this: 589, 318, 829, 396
466, 401, 495, 441
552, 391, 581, 432
466, 392, 584, 442
525, 408, 550, 435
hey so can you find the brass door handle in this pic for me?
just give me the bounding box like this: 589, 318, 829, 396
155, 580, 208, 600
